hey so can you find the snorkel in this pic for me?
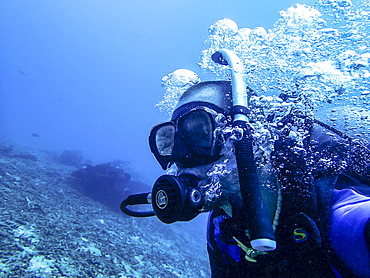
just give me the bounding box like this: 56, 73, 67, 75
212, 49, 276, 251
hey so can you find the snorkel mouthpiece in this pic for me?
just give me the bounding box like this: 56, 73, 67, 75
213, 49, 276, 251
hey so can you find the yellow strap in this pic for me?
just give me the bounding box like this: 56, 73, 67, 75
233, 236, 268, 263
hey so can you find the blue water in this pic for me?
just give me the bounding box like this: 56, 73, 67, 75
0, 0, 319, 182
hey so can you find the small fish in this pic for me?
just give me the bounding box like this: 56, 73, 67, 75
19, 70, 28, 76
31, 133, 40, 137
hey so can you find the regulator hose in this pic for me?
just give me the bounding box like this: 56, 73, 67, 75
120, 193, 155, 217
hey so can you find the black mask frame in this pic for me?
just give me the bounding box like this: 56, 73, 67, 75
149, 101, 229, 170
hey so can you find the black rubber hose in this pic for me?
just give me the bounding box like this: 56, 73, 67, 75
234, 120, 275, 242
120, 193, 156, 217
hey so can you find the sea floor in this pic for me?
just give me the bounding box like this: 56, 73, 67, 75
0, 144, 209, 278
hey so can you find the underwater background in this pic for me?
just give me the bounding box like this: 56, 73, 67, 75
0, 0, 319, 182
1, 0, 369, 277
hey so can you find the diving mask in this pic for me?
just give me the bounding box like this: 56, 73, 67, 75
149, 101, 230, 170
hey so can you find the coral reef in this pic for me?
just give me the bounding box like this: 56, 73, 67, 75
71, 163, 150, 212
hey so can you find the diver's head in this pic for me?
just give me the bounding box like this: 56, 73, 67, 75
149, 81, 233, 170
174, 80, 233, 114
146, 81, 234, 223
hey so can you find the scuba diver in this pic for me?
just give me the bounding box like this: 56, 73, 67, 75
121, 50, 370, 277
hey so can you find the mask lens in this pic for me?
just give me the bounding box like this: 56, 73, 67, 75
179, 110, 214, 148
149, 108, 223, 169
155, 124, 175, 156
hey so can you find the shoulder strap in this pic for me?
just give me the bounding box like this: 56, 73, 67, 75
271, 116, 339, 277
